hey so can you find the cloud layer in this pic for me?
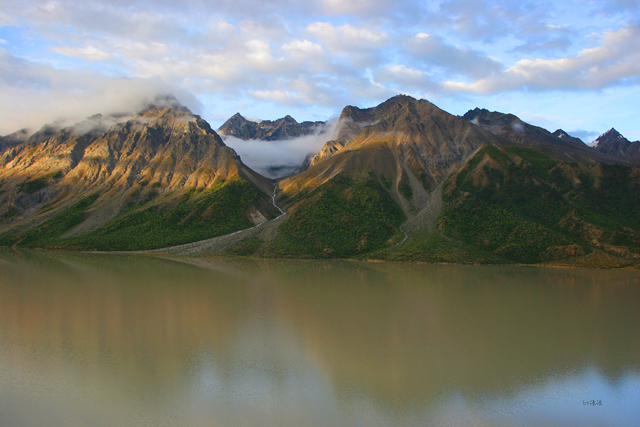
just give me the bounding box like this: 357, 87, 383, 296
222, 118, 340, 178
1, 0, 639, 139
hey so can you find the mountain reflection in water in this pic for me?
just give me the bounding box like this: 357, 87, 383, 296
0, 250, 638, 427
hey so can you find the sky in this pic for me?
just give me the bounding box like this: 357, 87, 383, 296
1, 0, 639, 142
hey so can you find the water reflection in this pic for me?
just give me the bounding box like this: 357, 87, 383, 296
0, 249, 638, 426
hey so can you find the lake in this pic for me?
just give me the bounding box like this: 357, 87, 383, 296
0, 249, 638, 426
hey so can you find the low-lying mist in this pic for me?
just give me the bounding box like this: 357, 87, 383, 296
222, 118, 340, 179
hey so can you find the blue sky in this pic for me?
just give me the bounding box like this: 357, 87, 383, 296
1, 0, 639, 141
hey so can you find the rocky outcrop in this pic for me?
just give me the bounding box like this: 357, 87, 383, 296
310, 140, 346, 166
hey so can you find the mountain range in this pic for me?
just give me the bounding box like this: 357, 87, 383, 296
217, 113, 325, 141
1, 95, 639, 267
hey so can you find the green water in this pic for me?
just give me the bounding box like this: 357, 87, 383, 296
0, 250, 638, 426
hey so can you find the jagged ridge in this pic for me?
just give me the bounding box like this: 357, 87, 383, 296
218, 113, 325, 140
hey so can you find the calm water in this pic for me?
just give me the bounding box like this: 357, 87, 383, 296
0, 250, 638, 427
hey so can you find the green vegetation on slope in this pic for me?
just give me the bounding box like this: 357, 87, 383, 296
439, 146, 640, 264
1, 179, 265, 251
76, 179, 260, 250
18, 177, 48, 194
17, 171, 64, 194
366, 231, 505, 264
267, 175, 405, 258
0, 193, 101, 247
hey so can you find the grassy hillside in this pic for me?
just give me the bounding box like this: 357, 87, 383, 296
265, 175, 405, 258
436, 146, 640, 266
365, 231, 507, 264
0, 178, 267, 251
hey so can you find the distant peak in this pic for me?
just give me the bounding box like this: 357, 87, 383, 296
601, 128, 623, 138
552, 129, 585, 145
595, 128, 628, 146
224, 113, 252, 124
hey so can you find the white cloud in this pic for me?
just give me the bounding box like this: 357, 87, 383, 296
322, 0, 387, 15
249, 89, 302, 105
0, 10, 13, 26
282, 39, 323, 55
405, 32, 502, 78
306, 22, 391, 67
444, 23, 640, 93
435, 0, 554, 41
512, 37, 572, 54
374, 65, 431, 91
51, 45, 112, 61
307, 22, 389, 48
0, 49, 200, 134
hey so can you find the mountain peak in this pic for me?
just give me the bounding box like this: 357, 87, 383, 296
552, 129, 585, 145
593, 127, 639, 158
140, 94, 192, 114
462, 108, 521, 130
377, 94, 421, 111
339, 94, 429, 124
595, 128, 629, 147
599, 128, 624, 140
385, 94, 417, 103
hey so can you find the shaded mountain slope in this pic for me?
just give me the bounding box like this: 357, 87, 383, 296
593, 128, 640, 159
370, 145, 640, 267
462, 108, 637, 165
0, 100, 279, 250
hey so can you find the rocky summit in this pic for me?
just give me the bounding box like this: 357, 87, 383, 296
593, 128, 640, 159
1, 94, 639, 268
